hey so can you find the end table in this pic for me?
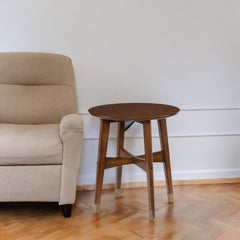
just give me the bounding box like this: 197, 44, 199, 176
89, 103, 180, 220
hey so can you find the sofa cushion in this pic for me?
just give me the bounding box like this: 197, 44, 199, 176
0, 124, 62, 165
0, 53, 78, 124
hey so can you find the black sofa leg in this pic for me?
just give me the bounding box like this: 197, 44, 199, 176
61, 204, 72, 217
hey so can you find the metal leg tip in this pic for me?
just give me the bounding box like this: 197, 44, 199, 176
93, 204, 100, 214
115, 189, 121, 198
149, 210, 155, 221
168, 193, 174, 203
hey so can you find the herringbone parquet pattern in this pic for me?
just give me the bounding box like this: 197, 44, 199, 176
0, 183, 239, 240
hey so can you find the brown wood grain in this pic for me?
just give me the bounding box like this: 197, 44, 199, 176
143, 120, 155, 219
90, 103, 179, 219
94, 119, 110, 207
158, 119, 174, 202
115, 122, 125, 193
88, 103, 180, 121
0, 183, 239, 239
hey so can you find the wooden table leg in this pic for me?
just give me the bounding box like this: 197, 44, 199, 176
158, 119, 174, 203
93, 119, 110, 214
143, 120, 155, 221
115, 121, 125, 198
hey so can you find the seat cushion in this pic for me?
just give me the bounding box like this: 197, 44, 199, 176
0, 124, 62, 165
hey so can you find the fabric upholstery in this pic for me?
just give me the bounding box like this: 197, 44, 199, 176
0, 52, 75, 86
0, 53, 78, 124
0, 165, 61, 202
0, 124, 62, 165
60, 114, 84, 137
0, 53, 83, 206
0, 85, 77, 124
59, 114, 83, 204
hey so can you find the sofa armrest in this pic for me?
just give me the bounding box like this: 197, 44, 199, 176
59, 114, 84, 205
60, 114, 83, 140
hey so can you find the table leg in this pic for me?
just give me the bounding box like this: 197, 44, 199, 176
115, 121, 125, 198
143, 120, 155, 221
158, 119, 174, 203
93, 119, 110, 214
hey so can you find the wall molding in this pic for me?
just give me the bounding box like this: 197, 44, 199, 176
80, 108, 240, 140
77, 177, 240, 191
83, 133, 240, 141
181, 108, 240, 111
77, 169, 240, 186
78, 109, 240, 186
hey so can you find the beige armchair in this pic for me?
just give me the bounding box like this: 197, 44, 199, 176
0, 52, 83, 217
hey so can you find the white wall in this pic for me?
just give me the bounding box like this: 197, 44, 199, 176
0, 0, 239, 185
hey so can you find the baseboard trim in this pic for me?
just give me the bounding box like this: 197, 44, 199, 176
77, 177, 240, 191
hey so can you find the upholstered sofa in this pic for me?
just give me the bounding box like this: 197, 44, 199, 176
0, 52, 83, 217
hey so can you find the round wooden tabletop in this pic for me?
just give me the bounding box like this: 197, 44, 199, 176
88, 103, 180, 121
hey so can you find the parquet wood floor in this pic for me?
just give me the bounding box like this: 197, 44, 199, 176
0, 183, 239, 240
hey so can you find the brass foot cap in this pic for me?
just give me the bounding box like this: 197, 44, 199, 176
168, 193, 174, 203
93, 204, 100, 214
149, 210, 155, 221
115, 189, 121, 198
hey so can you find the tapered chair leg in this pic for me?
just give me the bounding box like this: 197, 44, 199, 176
61, 204, 72, 218
143, 121, 155, 221
158, 119, 174, 203
94, 119, 110, 214
115, 122, 125, 198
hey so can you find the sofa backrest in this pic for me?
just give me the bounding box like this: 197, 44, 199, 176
0, 52, 78, 124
